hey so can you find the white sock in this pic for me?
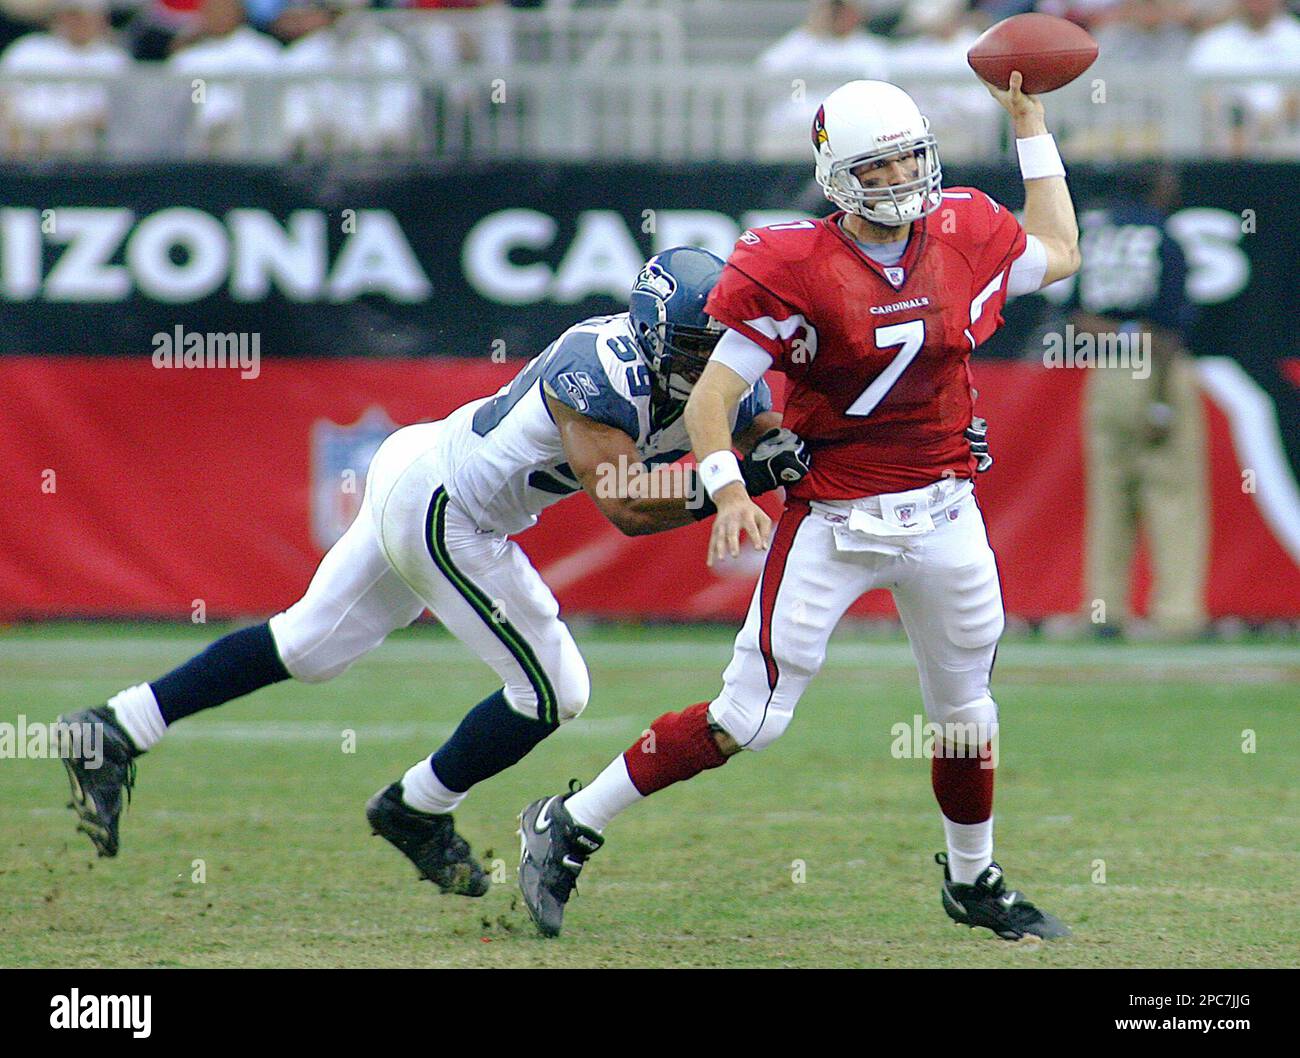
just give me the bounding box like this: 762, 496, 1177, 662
106, 683, 166, 752
400, 756, 466, 815
943, 815, 994, 885
566, 755, 642, 832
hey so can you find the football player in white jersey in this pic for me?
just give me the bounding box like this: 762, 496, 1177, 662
57, 246, 811, 896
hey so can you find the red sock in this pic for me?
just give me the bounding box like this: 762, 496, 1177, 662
931, 748, 995, 824
623, 702, 729, 795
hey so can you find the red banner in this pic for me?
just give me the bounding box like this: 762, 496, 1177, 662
2, 357, 1297, 621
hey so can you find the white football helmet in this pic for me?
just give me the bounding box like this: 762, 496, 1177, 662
812, 80, 943, 227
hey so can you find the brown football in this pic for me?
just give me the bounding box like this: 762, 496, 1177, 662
967, 13, 1099, 95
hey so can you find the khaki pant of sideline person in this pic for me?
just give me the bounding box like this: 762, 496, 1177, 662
1084, 354, 1209, 636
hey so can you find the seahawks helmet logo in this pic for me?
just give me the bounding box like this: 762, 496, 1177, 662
634, 262, 677, 302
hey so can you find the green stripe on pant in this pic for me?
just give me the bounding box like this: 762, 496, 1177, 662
424, 488, 559, 726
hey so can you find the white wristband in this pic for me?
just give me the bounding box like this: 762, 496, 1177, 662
697, 450, 744, 499
1016, 133, 1065, 180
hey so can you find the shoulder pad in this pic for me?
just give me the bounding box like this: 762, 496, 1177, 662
733, 218, 825, 267
935, 187, 1006, 237
542, 326, 640, 438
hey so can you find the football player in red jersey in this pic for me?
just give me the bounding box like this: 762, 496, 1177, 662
519, 73, 1081, 941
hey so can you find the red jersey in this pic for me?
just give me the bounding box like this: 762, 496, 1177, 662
704, 188, 1026, 499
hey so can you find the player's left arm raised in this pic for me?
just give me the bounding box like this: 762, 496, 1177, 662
987, 70, 1081, 287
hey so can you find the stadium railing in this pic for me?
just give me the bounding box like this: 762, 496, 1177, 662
0, 67, 1295, 163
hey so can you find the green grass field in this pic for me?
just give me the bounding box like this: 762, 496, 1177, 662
2, 621, 1297, 968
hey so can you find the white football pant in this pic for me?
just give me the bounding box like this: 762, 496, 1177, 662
708, 477, 1003, 751
268, 423, 589, 726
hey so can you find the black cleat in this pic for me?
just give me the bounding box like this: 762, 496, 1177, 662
57, 706, 140, 858
517, 783, 604, 938
937, 853, 1071, 941
365, 783, 489, 897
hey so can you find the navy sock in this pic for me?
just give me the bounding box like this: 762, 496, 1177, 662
430, 689, 555, 793
150, 622, 291, 725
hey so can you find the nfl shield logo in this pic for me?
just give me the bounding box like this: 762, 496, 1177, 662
895, 503, 916, 523
884, 267, 905, 287
311, 406, 398, 550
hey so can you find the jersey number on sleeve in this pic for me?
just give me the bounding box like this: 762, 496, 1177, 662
844, 320, 926, 418
607, 335, 652, 396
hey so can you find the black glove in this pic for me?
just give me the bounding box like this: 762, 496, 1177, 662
688, 428, 812, 520
740, 427, 813, 493
965, 416, 993, 473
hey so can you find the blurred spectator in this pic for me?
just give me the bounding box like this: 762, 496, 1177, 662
839, 0, 912, 37
1039, 0, 1233, 31
246, 0, 315, 40
1, 0, 48, 53
403, 0, 513, 68
970, 0, 1034, 23
759, 0, 888, 77
892, 0, 982, 59
1057, 168, 1208, 640
1036, 0, 1126, 26
167, 0, 279, 155
0, 0, 129, 157
758, 0, 889, 157
129, 0, 204, 60
1040, 0, 1225, 61
240, 0, 335, 45
281, 0, 417, 154
888, 0, 997, 157
1188, 0, 1300, 154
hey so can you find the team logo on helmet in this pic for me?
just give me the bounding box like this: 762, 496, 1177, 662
634, 262, 677, 302
812, 105, 829, 149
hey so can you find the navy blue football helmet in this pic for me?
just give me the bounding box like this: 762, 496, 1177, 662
628, 246, 726, 401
